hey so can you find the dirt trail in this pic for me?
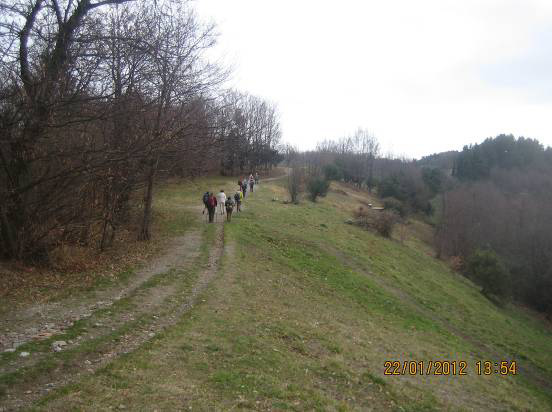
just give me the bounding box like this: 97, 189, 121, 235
0, 230, 201, 353
0, 209, 227, 411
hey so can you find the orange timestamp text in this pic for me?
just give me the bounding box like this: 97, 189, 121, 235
384, 360, 517, 376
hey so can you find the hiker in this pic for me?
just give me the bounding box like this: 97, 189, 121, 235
206, 192, 217, 223
249, 174, 255, 192
255, 172, 259, 185
234, 190, 242, 212
242, 180, 247, 198
202, 191, 210, 214
216, 189, 226, 215
225, 196, 235, 221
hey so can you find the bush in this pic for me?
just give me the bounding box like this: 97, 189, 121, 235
323, 163, 342, 181
374, 211, 398, 237
307, 176, 330, 202
287, 166, 303, 204
465, 249, 510, 299
378, 171, 433, 215
352, 207, 398, 238
382, 197, 408, 217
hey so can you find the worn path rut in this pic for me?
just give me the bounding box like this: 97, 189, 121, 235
0, 209, 226, 411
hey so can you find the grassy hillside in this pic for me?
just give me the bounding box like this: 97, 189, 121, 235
28, 176, 552, 410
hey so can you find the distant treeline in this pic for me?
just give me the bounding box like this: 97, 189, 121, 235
289, 129, 448, 217
0, 1, 281, 261
288, 133, 552, 317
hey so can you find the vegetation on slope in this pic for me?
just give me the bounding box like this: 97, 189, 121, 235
35, 177, 552, 411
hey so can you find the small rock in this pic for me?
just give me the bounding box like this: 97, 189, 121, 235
52, 341, 67, 352
118, 404, 126, 410
20, 351, 30, 357
148, 332, 155, 338
85, 360, 92, 365
25, 390, 32, 394
94, 323, 102, 327
3, 348, 16, 353
68, 340, 74, 344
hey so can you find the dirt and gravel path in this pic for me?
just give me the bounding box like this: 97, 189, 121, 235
0, 230, 202, 353
0, 207, 227, 411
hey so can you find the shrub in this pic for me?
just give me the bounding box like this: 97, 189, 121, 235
382, 197, 408, 217
374, 211, 398, 237
287, 166, 303, 204
323, 163, 342, 181
465, 249, 510, 299
352, 207, 398, 238
307, 176, 330, 202
378, 171, 433, 215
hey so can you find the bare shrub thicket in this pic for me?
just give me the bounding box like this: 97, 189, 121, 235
287, 166, 304, 204
352, 207, 398, 238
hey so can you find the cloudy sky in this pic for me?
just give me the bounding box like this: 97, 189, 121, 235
195, 0, 552, 158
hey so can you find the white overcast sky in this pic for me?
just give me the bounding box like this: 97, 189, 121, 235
194, 0, 552, 158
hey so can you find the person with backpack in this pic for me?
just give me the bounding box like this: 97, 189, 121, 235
242, 180, 247, 198
216, 189, 226, 215
225, 196, 235, 221
202, 191, 210, 216
234, 190, 242, 212
249, 174, 255, 192
206, 192, 217, 223
255, 172, 259, 185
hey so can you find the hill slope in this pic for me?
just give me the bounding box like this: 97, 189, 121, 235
3, 175, 552, 410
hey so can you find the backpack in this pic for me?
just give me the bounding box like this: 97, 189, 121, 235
225, 198, 234, 210
234, 193, 240, 202
207, 196, 216, 208
202, 192, 209, 206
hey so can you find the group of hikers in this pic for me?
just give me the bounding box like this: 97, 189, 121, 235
202, 172, 260, 223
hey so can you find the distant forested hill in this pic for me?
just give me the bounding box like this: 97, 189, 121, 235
452, 134, 552, 180
416, 150, 458, 171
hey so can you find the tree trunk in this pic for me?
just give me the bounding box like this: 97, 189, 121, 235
139, 157, 157, 241
0, 205, 16, 258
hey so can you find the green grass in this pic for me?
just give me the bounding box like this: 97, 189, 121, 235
25, 176, 552, 411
